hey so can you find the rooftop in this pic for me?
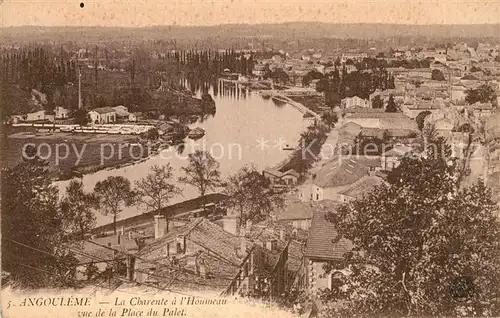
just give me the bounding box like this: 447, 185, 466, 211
304, 209, 352, 260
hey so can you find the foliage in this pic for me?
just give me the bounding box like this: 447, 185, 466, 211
465, 84, 497, 106
322, 138, 500, 317
94, 176, 136, 235
385, 94, 399, 112
415, 110, 432, 131
135, 164, 182, 229
60, 179, 97, 240
431, 69, 446, 81
222, 165, 285, 227
179, 150, 223, 209
1, 152, 78, 288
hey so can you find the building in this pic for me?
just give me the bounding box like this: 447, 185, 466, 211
55, 106, 70, 119
471, 101, 493, 118
381, 144, 414, 171
337, 174, 385, 203
89, 107, 116, 124
272, 197, 340, 232
299, 156, 370, 202
341, 53, 368, 63
298, 208, 352, 296
113, 105, 130, 120
341, 96, 370, 109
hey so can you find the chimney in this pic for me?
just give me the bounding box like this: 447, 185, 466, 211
154, 215, 167, 239
266, 240, 277, 252
222, 216, 238, 236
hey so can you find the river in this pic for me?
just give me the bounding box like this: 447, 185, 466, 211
56, 80, 310, 225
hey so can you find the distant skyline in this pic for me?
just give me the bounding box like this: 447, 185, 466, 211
1, 0, 500, 28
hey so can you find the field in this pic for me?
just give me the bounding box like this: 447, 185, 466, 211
2, 132, 153, 180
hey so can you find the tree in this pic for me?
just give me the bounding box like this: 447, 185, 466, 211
415, 110, 432, 131
94, 176, 136, 235
1, 151, 78, 288
321, 111, 338, 129
222, 165, 284, 230
465, 84, 497, 106
372, 95, 384, 109
322, 138, 500, 317
73, 108, 90, 126
135, 164, 182, 230
431, 69, 446, 81
179, 150, 223, 210
385, 94, 398, 112
60, 180, 97, 240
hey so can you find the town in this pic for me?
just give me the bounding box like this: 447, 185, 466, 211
2, 20, 500, 318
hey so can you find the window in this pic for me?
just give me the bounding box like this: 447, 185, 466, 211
176, 242, 182, 254
316, 193, 319, 200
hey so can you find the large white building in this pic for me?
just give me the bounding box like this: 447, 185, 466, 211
88, 107, 116, 124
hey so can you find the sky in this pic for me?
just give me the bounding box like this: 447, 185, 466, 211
1, 0, 500, 27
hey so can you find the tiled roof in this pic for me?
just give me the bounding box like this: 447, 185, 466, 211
346, 112, 410, 119
304, 209, 352, 260
91, 107, 116, 114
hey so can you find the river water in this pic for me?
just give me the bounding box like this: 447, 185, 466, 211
57, 81, 310, 225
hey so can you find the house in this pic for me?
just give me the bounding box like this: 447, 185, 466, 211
245, 220, 307, 294
134, 216, 291, 297
253, 64, 269, 78
113, 105, 130, 120
89, 107, 116, 124
263, 168, 300, 188
433, 118, 455, 139
381, 144, 414, 171
451, 85, 467, 102
72, 229, 147, 281
337, 175, 385, 203
298, 208, 352, 296
92, 194, 227, 236
55, 106, 70, 119
341, 96, 370, 109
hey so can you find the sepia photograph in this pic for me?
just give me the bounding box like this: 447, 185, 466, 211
1, 0, 500, 317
